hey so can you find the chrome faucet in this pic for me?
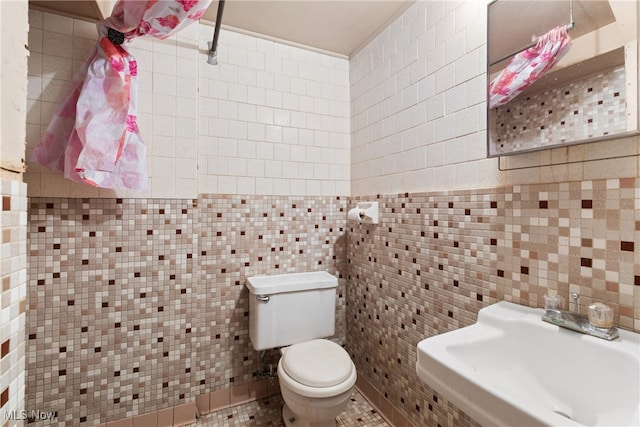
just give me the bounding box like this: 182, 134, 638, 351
570, 292, 579, 313
541, 294, 619, 341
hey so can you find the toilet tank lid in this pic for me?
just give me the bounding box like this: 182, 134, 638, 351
246, 271, 337, 295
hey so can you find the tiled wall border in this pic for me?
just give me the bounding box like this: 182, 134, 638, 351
97, 378, 402, 427
355, 376, 412, 427
95, 379, 280, 427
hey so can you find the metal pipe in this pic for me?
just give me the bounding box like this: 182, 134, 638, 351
207, 0, 226, 65
569, 0, 574, 30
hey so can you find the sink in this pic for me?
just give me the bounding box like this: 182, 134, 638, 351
416, 301, 640, 427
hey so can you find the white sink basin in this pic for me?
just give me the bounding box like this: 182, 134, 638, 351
416, 301, 640, 427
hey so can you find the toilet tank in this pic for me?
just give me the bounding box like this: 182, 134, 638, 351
246, 271, 338, 351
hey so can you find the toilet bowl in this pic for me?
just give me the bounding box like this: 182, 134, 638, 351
246, 272, 358, 426
277, 339, 357, 427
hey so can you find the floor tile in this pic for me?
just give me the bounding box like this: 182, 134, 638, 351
197, 389, 390, 426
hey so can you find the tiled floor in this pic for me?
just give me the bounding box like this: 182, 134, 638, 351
198, 389, 390, 426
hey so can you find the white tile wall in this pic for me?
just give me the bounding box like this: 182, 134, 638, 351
349, 0, 640, 196
24, 10, 350, 198
350, 1, 491, 196
26, 2, 639, 199
196, 25, 350, 196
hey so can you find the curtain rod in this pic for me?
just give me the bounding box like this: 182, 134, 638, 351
489, 0, 575, 67
489, 22, 575, 67
207, 0, 226, 65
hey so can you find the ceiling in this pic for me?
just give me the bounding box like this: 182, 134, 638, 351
29, 0, 412, 57
204, 1, 411, 56
30, 0, 112, 23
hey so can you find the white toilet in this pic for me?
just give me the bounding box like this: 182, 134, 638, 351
246, 271, 357, 427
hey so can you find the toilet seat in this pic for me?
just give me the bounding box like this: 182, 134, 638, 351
278, 339, 357, 399
281, 339, 353, 387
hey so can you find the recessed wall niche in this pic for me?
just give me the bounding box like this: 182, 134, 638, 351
487, 0, 639, 157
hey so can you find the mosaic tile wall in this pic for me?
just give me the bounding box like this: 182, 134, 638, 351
490, 66, 627, 155
0, 178, 28, 427
26, 195, 347, 425
346, 178, 640, 426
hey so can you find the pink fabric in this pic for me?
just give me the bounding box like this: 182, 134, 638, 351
31, 0, 212, 191
489, 26, 572, 109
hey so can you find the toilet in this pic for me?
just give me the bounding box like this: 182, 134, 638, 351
246, 271, 357, 427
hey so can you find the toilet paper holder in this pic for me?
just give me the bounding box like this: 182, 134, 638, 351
348, 202, 379, 224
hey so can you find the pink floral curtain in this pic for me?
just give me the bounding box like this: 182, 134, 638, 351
31, 0, 213, 191
489, 26, 572, 109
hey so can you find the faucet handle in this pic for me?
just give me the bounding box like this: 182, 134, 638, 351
588, 302, 614, 329
543, 294, 565, 321
544, 294, 564, 311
